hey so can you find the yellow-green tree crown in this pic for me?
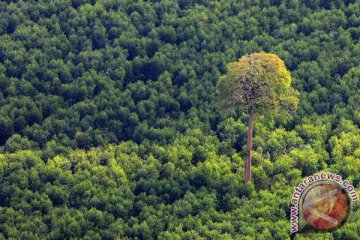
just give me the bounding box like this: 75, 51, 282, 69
217, 53, 299, 113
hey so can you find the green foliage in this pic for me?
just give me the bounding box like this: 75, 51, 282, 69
1, 0, 360, 239
217, 53, 299, 114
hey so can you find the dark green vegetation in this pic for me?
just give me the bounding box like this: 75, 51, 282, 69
1, 0, 360, 239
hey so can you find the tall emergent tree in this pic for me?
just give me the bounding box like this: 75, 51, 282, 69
217, 53, 299, 183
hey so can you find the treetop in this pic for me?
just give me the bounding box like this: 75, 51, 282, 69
217, 52, 299, 114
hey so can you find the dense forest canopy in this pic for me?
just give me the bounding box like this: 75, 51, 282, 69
1, 0, 360, 239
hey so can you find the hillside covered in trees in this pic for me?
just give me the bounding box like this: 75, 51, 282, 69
1, 0, 360, 239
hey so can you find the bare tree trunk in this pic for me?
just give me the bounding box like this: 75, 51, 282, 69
245, 110, 254, 183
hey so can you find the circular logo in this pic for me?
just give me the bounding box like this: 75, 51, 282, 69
301, 182, 350, 230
